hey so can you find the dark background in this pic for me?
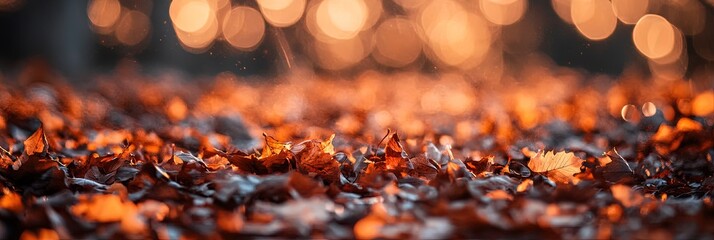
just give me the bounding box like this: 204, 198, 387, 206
0, 0, 699, 81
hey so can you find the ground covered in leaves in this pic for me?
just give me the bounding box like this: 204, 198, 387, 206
0, 65, 713, 239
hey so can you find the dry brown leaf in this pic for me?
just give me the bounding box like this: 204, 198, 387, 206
24, 126, 48, 156
260, 133, 292, 159
294, 136, 340, 182
598, 149, 635, 183
13, 126, 50, 170
384, 132, 410, 171
321, 134, 335, 155
204, 155, 230, 171
527, 150, 584, 184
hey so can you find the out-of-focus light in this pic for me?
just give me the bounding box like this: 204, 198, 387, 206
115, 9, 150, 46
372, 18, 422, 68
256, 0, 292, 10
223, 7, 266, 50
315, 0, 368, 40
314, 32, 372, 70
361, 0, 382, 30
571, 0, 617, 40
258, 0, 306, 27
656, 0, 706, 36
479, 0, 527, 26
692, 91, 714, 116
611, 0, 648, 24
693, 21, 714, 61
621, 104, 640, 123
88, 0, 122, 34
420, 0, 491, 68
551, 0, 573, 24
170, 0, 213, 33
169, 0, 223, 52
633, 15, 679, 61
501, 10, 543, 54
642, 102, 657, 117
394, 0, 427, 10
648, 55, 687, 81
175, 16, 218, 52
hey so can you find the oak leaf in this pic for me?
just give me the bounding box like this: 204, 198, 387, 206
527, 150, 583, 184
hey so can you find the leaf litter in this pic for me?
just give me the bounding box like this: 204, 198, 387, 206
0, 67, 713, 239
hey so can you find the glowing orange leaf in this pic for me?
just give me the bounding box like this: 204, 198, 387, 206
527, 150, 584, 184
260, 133, 292, 158
24, 126, 48, 156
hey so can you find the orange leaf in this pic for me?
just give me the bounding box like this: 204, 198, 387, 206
527, 150, 584, 184
24, 126, 48, 156
384, 132, 409, 171
260, 133, 292, 159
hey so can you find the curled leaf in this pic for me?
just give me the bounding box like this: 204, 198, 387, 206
294, 137, 339, 183
384, 132, 410, 171
260, 133, 292, 159
13, 126, 49, 170
24, 126, 48, 156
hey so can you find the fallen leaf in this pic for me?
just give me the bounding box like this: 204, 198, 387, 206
23, 126, 48, 156
383, 132, 411, 171
204, 155, 230, 171
409, 155, 438, 179
598, 149, 635, 183
527, 150, 584, 184
321, 134, 336, 155
13, 126, 50, 170
294, 137, 339, 183
260, 133, 291, 159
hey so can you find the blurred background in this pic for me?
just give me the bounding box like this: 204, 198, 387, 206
0, 0, 712, 82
